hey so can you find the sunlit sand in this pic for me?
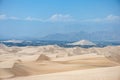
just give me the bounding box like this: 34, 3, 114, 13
0, 45, 120, 80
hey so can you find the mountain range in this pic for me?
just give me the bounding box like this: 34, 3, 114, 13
40, 31, 120, 41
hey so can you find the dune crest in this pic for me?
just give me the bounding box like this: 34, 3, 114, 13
36, 54, 51, 61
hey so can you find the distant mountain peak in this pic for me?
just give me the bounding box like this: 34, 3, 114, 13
67, 40, 96, 46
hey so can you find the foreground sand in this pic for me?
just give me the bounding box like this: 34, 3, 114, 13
5, 66, 120, 80
0, 45, 120, 80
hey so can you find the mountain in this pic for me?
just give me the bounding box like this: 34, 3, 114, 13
40, 32, 89, 41
40, 31, 120, 41
67, 40, 96, 45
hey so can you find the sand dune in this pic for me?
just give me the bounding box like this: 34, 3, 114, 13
36, 54, 51, 61
0, 61, 15, 68
0, 68, 14, 79
0, 53, 119, 79
0, 45, 120, 80
5, 66, 120, 80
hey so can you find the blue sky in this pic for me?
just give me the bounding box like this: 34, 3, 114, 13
0, 0, 120, 39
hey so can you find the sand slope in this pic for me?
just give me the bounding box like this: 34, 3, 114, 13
5, 66, 120, 80
0, 53, 119, 79
0, 45, 120, 80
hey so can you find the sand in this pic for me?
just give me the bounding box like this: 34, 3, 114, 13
5, 66, 120, 80
0, 45, 120, 80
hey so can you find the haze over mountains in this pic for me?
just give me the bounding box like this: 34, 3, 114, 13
41, 31, 120, 41
1, 31, 120, 42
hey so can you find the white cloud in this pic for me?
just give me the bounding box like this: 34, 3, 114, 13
0, 14, 7, 20
48, 14, 74, 22
1, 14, 119, 24
82, 14, 120, 23
25, 16, 42, 21
9, 16, 20, 20
105, 15, 120, 21
24, 14, 74, 22
0, 14, 20, 20
0, 14, 74, 22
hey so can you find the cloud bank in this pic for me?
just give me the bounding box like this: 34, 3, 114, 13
82, 15, 120, 23
0, 14, 7, 20
0, 14, 120, 23
0, 14, 74, 22
48, 14, 74, 22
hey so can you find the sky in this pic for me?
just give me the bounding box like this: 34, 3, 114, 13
0, 0, 120, 39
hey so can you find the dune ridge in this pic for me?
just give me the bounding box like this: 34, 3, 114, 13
0, 45, 120, 80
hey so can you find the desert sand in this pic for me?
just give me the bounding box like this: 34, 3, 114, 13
5, 66, 120, 80
0, 44, 120, 80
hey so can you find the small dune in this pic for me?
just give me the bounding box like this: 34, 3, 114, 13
36, 54, 51, 62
